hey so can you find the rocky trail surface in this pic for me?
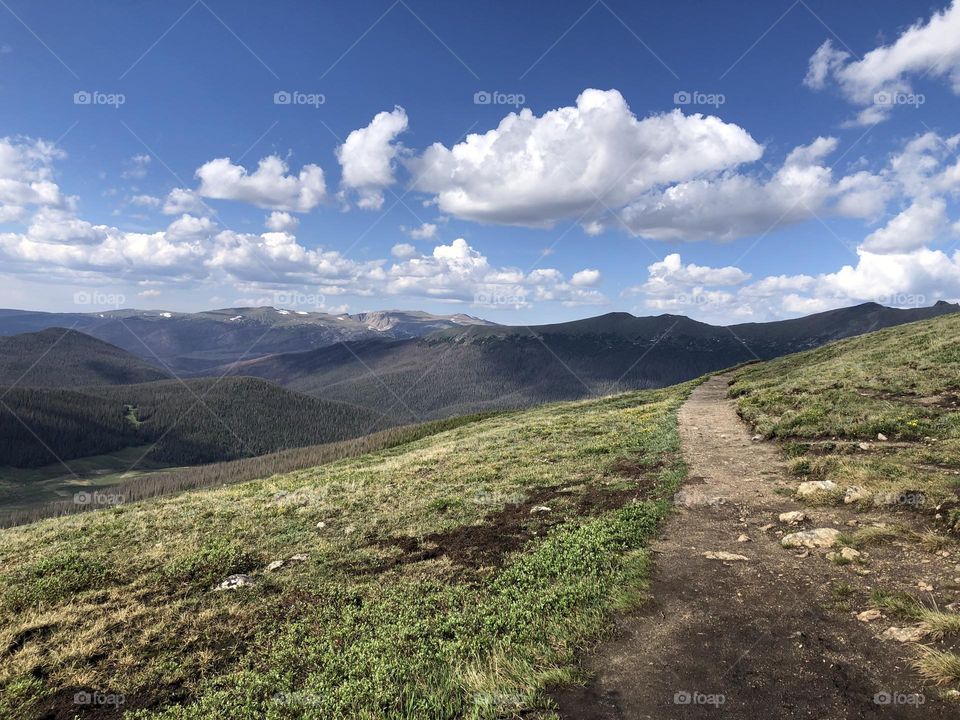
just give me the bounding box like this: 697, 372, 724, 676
554, 374, 958, 719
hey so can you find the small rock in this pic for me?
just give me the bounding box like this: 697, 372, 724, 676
844, 486, 871, 504
796, 550, 810, 558
781, 528, 842, 549
344, 525, 356, 535
737, 534, 751, 543
266, 560, 285, 572
917, 581, 933, 592
315, 521, 327, 529
846, 519, 859, 527
213, 574, 255, 591
827, 547, 862, 563
530, 505, 552, 514
877, 433, 888, 441
703, 551, 749, 561
857, 609, 882, 622
858, 442, 871, 451
289, 554, 308, 562
751, 434, 763, 442
796, 480, 837, 499
880, 626, 926, 643
758, 523, 774, 532
779, 511, 807, 525
674, 488, 726, 508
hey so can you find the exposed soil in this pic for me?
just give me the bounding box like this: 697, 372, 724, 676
553, 374, 960, 719
362, 476, 658, 574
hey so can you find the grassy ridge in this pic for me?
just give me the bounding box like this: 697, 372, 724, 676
0, 383, 692, 719
729, 313, 960, 521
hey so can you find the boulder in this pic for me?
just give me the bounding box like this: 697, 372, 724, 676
795, 480, 837, 499
781, 528, 842, 549
778, 511, 807, 525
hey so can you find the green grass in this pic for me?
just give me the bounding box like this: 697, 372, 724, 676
729, 314, 960, 524
0, 382, 693, 719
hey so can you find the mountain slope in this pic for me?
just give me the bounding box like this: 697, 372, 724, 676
0, 380, 690, 719
226, 302, 960, 420
0, 328, 170, 387
730, 310, 960, 526
0, 307, 495, 372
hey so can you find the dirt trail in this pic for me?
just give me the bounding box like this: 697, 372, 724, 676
554, 374, 956, 719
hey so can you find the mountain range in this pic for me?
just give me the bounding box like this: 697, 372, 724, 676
0, 307, 494, 373
1, 300, 957, 469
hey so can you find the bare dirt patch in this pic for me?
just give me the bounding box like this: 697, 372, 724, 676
361, 476, 658, 574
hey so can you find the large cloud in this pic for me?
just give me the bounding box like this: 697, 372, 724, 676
610, 137, 876, 241
805, 1, 960, 124
336, 107, 408, 211
196, 155, 326, 211
409, 89, 763, 227
0, 137, 65, 223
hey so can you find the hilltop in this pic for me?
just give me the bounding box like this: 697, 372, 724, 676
0, 328, 170, 387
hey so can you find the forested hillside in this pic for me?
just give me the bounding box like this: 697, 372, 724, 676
0, 377, 386, 468
0, 328, 169, 387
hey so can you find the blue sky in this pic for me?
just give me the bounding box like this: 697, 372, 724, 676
1, 0, 959, 324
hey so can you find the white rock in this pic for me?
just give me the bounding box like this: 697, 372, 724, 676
703, 551, 749, 561
674, 488, 726, 508
779, 511, 807, 525
737, 534, 751, 543
827, 547, 862, 563
530, 505, 552, 514
781, 528, 842, 549
858, 442, 871, 451
844, 486, 871, 504
751, 434, 763, 442
857, 609, 882, 622
315, 521, 327, 529
266, 560, 285, 572
796, 480, 837, 499
877, 433, 888, 441
344, 525, 356, 535
880, 626, 926, 643
289, 554, 308, 562
213, 574, 255, 591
